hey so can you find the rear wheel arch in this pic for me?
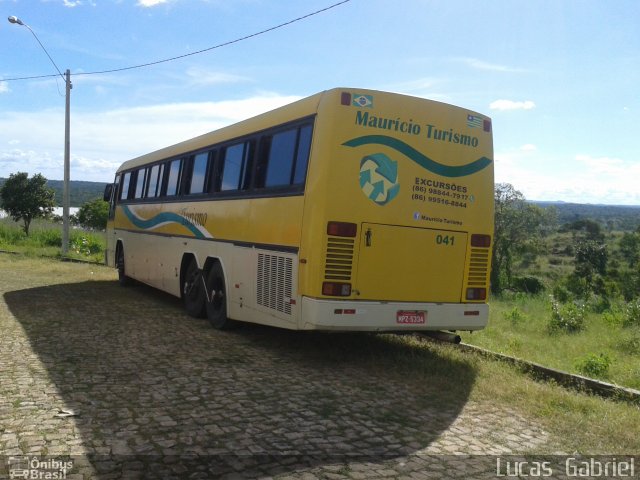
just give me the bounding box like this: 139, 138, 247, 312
203, 257, 236, 330
179, 253, 198, 292
180, 253, 206, 318
115, 240, 130, 286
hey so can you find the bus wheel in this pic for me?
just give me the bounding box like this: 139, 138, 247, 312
183, 258, 206, 318
116, 246, 131, 287
205, 263, 236, 330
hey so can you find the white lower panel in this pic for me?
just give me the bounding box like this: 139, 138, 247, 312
300, 297, 488, 331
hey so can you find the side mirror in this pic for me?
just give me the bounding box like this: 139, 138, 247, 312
103, 183, 114, 202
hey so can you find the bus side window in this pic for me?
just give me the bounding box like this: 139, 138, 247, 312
146, 164, 163, 198
265, 129, 297, 188
221, 143, 245, 191
207, 150, 220, 193
255, 136, 272, 188
134, 169, 146, 199
255, 123, 312, 189
109, 174, 120, 219
189, 152, 209, 195
241, 140, 256, 190
165, 159, 182, 197
293, 124, 312, 185
120, 172, 132, 201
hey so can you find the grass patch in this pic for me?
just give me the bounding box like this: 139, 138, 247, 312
467, 351, 640, 453
0, 217, 105, 263
461, 296, 640, 389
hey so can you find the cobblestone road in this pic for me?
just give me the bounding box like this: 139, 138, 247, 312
0, 257, 554, 479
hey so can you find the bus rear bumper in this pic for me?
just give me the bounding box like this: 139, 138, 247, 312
299, 297, 488, 331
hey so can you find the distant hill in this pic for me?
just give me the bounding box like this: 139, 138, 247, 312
0, 178, 107, 207
0, 177, 639, 229
533, 201, 640, 231
46, 179, 107, 207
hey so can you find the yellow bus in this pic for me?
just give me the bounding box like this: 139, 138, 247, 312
104, 88, 494, 331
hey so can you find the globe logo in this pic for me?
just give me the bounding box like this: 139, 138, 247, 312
359, 153, 400, 205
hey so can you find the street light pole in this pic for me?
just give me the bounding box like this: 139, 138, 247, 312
63, 69, 71, 256
8, 16, 72, 256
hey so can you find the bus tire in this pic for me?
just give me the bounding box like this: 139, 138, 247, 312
183, 258, 206, 318
116, 245, 131, 287
205, 262, 236, 330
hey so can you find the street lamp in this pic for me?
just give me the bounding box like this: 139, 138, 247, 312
8, 15, 72, 256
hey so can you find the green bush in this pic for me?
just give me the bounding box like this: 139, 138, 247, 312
552, 284, 572, 303
548, 297, 586, 333
70, 233, 103, 256
564, 273, 590, 298
512, 275, 545, 294
617, 330, 640, 355
588, 295, 612, 314
576, 353, 611, 378
623, 299, 640, 328
0, 223, 25, 245
32, 228, 62, 247
602, 309, 624, 327
503, 307, 527, 325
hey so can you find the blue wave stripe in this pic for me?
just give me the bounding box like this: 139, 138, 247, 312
122, 206, 205, 239
343, 135, 492, 178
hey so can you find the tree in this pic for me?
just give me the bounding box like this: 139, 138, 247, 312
491, 183, 553, 294
77, 198, 109, 230
574, 240, 608, 277
562, 219, 604, 242
619, 231, 640, 267
0, 172, 55, 236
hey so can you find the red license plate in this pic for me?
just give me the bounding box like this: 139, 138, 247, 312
396, 311, 426, 324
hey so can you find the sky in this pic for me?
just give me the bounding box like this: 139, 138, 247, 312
0, 0, 638, 205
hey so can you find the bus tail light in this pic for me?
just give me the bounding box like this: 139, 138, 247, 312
323, 282, 352, 297
466, 288, 486, 301
471, 234, 491, 247
327, 221, 357, 237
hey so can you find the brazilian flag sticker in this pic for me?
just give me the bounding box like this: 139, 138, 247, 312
352, 94, 373, 108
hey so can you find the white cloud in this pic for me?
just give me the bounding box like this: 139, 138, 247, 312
520, 144, 537, 152
495, 148, 640, 205
62, 0, 96, 6
0, 93, 300, 182
490, 99, 536, 111
184, 68, 251, 87
0, 82, 9, 94
456, 57, 527, 73
137, 0, 169, 7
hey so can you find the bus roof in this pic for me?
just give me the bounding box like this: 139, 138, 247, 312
115, 88, 489, 174
116, 91, 325, 173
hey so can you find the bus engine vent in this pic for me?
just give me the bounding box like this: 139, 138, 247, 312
324, 236, 355, 281
467, 248, 490, 286
257, 253, 293, 315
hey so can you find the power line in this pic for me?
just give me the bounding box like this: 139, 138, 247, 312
1, 0, 351, 83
